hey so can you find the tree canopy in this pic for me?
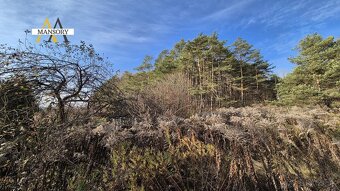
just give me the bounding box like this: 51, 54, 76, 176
278, 34, 340, 107
119, 33, 277, 112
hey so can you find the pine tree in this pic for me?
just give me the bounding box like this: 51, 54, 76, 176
231, 38, 273, 105
278, 34, 340, 106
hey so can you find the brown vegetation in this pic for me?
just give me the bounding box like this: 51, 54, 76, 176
124, 73, 196, 121
2, 105, 338, 190
1, 34, 339, 190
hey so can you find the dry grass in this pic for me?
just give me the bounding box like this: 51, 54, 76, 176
94, 105, 339, 190
124, 73, 197, 122
1, 105, 339, 190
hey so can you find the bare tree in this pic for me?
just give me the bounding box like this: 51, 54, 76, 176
0, 41, 111, 122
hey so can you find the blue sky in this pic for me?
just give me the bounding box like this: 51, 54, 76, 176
1, 0, 339, 76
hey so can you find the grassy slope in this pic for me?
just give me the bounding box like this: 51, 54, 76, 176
1, 106, 339, 190
85, 105, 339, 190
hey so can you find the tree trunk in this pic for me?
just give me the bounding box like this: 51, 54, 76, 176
197, 58, 203, 110
240, 61, 244, 105
57, 98, 66, 123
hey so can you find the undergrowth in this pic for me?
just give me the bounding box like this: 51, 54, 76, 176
1, 106, 339, 190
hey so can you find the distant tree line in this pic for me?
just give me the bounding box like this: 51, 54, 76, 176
0, 33, 338, 123
118, 33, 339, 112
119, 33, 278, 115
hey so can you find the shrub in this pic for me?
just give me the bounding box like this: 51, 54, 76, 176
125, 72, 197, 121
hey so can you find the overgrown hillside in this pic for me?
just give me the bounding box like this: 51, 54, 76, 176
89, 106, 340, 190
0, 33, 339, 190
1, 105, 339, 190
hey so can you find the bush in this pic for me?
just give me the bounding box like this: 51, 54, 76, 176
125, 72, 197, 121
0, 76, 37, 190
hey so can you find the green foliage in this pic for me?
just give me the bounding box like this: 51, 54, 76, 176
231, 38, 274, 104
135, 55, 154, 72
154, 40, 186, 74
278, 34, 340, 107
119, 33, 276, 112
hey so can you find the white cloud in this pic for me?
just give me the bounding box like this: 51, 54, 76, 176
202, 0, 255, 21
0, 0, 339, 74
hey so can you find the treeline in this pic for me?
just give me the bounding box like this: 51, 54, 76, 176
120, 33, 278, 111
117, 33, 339, 115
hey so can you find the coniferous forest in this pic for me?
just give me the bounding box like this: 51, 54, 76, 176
0, 32, 339, 190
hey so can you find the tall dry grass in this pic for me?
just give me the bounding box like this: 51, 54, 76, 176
1, 105, 339, 190
94, 105, 339, 190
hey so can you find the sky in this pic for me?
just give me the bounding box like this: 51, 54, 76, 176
1, 0, 339, 76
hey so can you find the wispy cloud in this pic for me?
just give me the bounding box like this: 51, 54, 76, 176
237, 0, 340, 28
202, 0, 255, 21
302, 0, 340, 22
0, 0, 339, 74
0, 0, 177, 47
